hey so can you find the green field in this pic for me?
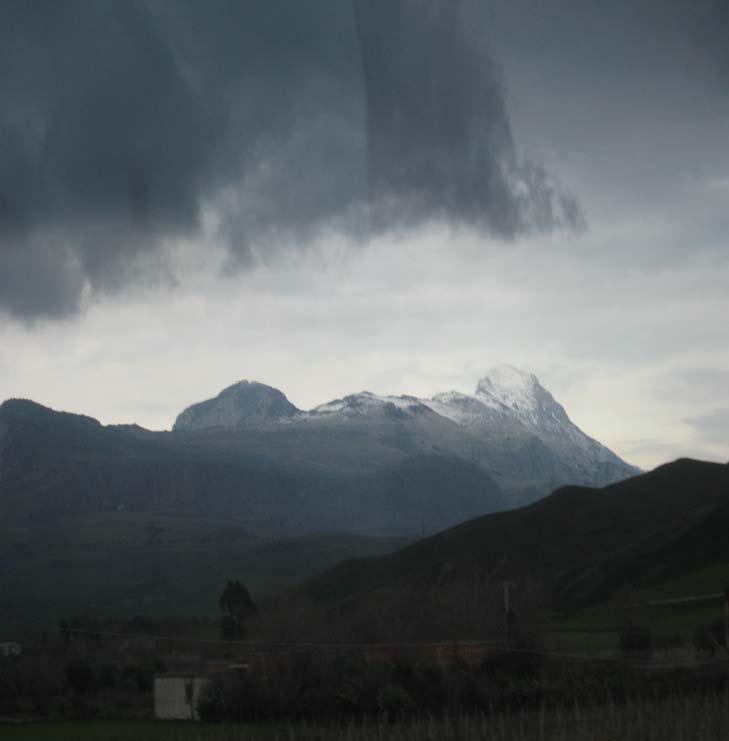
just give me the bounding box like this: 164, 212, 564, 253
5, 694, 729, 741
0, 721, 280, 741
544, 562, 729, 656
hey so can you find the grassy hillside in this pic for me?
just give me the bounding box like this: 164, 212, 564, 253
544, 561, 729, 656
275, 459, 729, 641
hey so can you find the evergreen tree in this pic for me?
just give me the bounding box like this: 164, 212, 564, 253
219, 580, 257, 639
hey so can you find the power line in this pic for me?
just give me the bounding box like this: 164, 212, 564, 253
56, 627, 724, 668
630, 593, 724, 607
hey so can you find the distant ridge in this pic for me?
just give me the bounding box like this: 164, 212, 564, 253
171, 366, 638, 502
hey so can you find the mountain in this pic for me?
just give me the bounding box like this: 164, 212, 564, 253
0, 373, 675, 634
0, 398, 505, 535
0, 397, 503, 629
0, 366, 637, 529
281, 459, 729, 641
173, 381, 299, 430
0, 366, 636, 539
172, 366, 638, 502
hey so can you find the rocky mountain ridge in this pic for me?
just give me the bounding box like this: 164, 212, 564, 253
172, 366, 638, 500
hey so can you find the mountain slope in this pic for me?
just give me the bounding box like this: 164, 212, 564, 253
294, 459, 729, 619
0, 398, 505, 535
0, 510, 413, 632
0, 399, 506, 630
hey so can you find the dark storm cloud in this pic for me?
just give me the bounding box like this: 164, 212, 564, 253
355, 0, 583, 236
0, 0, 584, 319
0, 0, 208, 316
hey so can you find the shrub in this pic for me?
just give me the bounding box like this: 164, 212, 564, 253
620, 623, 652, 653
377, 683, 415, 722
196, 679, 227, 722
694, 620, 725, 657
0, 666, 21, 714
120, 660, 163, 694
64, 659, 95, 695
481, 649, 543, 680
416, 666, 447, 713
98, 664, 121, 690
652, 633, 683, 651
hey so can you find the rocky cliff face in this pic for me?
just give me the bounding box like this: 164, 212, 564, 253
173, 381, 299, 430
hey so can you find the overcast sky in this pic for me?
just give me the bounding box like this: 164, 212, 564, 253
1, 0, 728, 470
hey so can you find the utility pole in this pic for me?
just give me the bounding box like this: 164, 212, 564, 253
724, 586, 729, 653
503, 581, 516, 649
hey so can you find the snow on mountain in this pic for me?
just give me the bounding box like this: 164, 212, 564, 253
171, 367, 638, 499
311, 391, 427, 417
303, 366, 638, 489
425, 391, 504, 426
424, 366, 629, 469
447, 365, 570, 430
307, 366, 571, 431
475, 366, 543, 417
174, 366, 603, 446
420, 366, 565, 430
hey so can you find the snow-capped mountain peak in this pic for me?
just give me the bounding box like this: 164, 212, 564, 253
476, 365, 538, 399
481, 366, 570, 429
475, 363, 536, 404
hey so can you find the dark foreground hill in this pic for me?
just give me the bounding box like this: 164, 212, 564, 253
276, 459, 729, 641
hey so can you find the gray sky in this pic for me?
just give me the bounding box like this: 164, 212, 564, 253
1, 0, 728, 470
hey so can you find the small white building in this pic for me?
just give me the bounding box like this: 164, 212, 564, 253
154, 674, 210, 721
0, 642, 22, 658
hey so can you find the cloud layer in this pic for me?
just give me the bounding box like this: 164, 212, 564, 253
0, 0, 587, 319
